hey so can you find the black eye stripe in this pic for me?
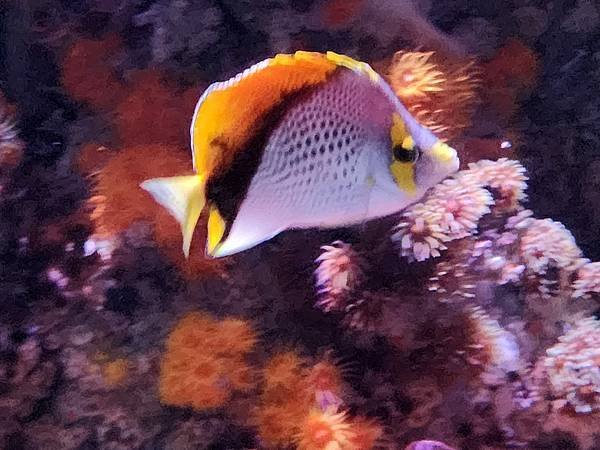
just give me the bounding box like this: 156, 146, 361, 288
393, 145, 420, 163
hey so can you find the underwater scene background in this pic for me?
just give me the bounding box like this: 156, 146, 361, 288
1, 0, 600, 448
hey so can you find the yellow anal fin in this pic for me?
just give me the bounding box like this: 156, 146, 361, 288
140, 175, 206, 258
206, 205, 226, 257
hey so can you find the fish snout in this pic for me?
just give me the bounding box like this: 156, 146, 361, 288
430, 140, 459, 174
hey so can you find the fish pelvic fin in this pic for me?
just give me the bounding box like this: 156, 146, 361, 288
139, 175, 206, 258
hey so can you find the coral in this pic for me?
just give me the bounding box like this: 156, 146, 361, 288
314, 241, 366, 313
458, 158, 528, 213
385, 50, 480, 141
572, 262, 600, 299
426, 178, 494, 240
463, 307, 522, 385
114, 70, 202, 148
0, 92, 24, 193
295, 408, 355, 450
306, 353, 346, 411
542, 317, 600, 414
347, 417, 384, 449
60, 34, 126, 110
519, 218, 585, 298
392, 203, 449, 262
158, 312, 257, 410
256, 351, 313, 447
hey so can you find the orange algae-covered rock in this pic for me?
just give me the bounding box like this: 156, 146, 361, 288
158, 312, 257, 411
385, 50, 480, 141
115, 70, 202, 148
88, 144, 192, 237
61, 33, 126, 110
481, 38, 540, 122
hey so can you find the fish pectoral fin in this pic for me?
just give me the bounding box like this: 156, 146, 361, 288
140, 175, 206, 258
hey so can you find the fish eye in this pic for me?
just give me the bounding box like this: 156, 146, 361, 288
393, 144, 420, 163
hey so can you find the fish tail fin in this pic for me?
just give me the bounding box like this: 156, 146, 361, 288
140, 175, 206, 258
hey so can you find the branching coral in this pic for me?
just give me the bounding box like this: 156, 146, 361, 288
541, 317, 600, 413
385, 50, 480, 141
158, 312, 257, 410
60, 34, 126, 110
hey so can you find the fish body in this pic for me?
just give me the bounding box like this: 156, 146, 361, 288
141, 51, 459, 258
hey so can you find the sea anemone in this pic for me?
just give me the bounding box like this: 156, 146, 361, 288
386, 50, 480, 141
60, 33, 126, 110
542, 316, 600, 413
387, 51, 446, 99
314, 241, 365, 312
0, 93, 23, 186
256, 351, 313, 447
519, 218, 584, 298
347, 417, 385, 449
427, 178, 494, 240
158, 312, 257, 411
463, 306, 521, 385
295, 408, 355, 450
459, 158, 528, 212
572, 261, 600, 299
306, 353, 347, 411
391, 203, 449, 262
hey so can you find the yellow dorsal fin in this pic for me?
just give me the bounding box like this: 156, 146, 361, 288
189, 50, 380, 179
140, 175, 205, 258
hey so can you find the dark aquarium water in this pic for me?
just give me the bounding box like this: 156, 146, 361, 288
1, 0, 600, 449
